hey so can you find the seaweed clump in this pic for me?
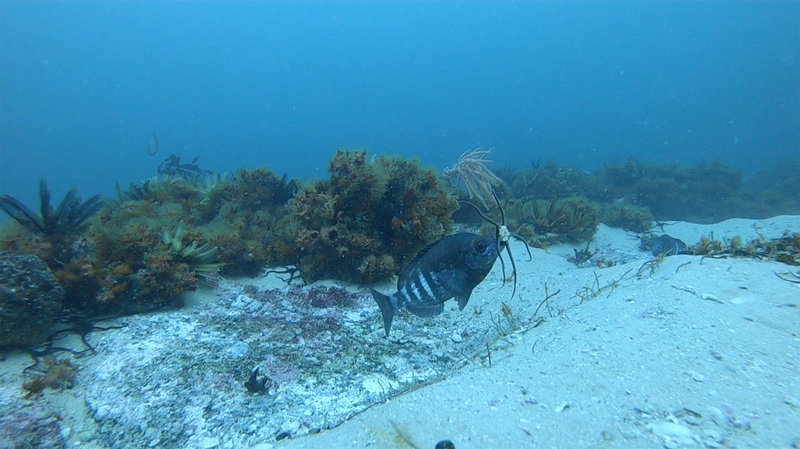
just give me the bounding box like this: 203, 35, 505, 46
0, 166, 298, 315
0, 179, 104, 269
591, 158, 797, 223
598, 203, 654, 233
22, 355, 78, 398
502, 159, 593, 200
689, 231, 800, 265
267, 149, 458, 283
200, 168, 298, 221
1, 152, 455, 315
495, 157, 799, 226
81, 166, 300, 311
195, 168, 298, 276
503, 196, 600, 244
629, 161, 743, 222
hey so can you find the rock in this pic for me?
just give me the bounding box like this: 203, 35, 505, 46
649, 421, 693, 438
201, 436, 221, 448
0, 251, 64, 346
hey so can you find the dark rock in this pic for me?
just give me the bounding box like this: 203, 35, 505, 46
0, 251, 64, 346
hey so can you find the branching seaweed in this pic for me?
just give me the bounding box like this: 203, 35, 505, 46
490, 302, 525, 336
775, 270, 800, 284
637, 252, 666, 278
577, 269, 634, 303
534, 283, 561, 318
264, 265, 306, 286
569, 241, 596, 266
504, 196, 600, 243
22, 355, 78, 399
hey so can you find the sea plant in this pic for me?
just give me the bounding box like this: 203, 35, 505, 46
161, 221, 218, 261
597, 158, 748, 223
199, 167, 298, 222
0, 179, 103, 237
160, 221, 222, 285
689, 231, 799, 265
500, 159, 593, 200
599, 203, 654, 233
157, 154, 212, 179
22, 355, 77, 398
442, 147, 505, 210
504, 196, 600, 243
267, 149, 458, 283
115, 175, 202, 207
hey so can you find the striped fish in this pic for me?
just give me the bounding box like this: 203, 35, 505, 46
370, 232, 499, 336
650, 234, 688, 256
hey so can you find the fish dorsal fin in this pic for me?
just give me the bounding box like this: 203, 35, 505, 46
406, 303, 445, 318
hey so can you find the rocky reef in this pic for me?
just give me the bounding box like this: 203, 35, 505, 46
0, 149, 457, 322
495, 157, 799, 227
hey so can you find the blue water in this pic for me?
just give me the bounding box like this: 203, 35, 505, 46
1, 2, 798, 208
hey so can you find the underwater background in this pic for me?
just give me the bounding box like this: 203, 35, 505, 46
1, 1, 798, 208
1, 5, 800, 447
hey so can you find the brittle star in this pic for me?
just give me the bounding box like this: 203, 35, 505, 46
460, 189, 532, 299
45, 313, 128, 355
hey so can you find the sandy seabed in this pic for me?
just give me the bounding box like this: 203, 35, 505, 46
273, 216, 800, 449
1, 215, 798, 449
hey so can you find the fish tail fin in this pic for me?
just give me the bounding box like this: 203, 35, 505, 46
369, 288, 396, 337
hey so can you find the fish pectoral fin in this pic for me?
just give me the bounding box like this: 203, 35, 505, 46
406, 303, 445, 318
455, 290, 473, 311
436, 270, 468, 293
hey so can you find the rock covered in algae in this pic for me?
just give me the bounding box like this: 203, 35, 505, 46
0, 251, 64, 346
268, 149, 459, 283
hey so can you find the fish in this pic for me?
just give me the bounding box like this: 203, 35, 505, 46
147, 132, 159, 156
370, 232, 499, 336
648, 234, 688, 256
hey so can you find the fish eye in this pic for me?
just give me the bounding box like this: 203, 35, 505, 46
475, 241, 487, 252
